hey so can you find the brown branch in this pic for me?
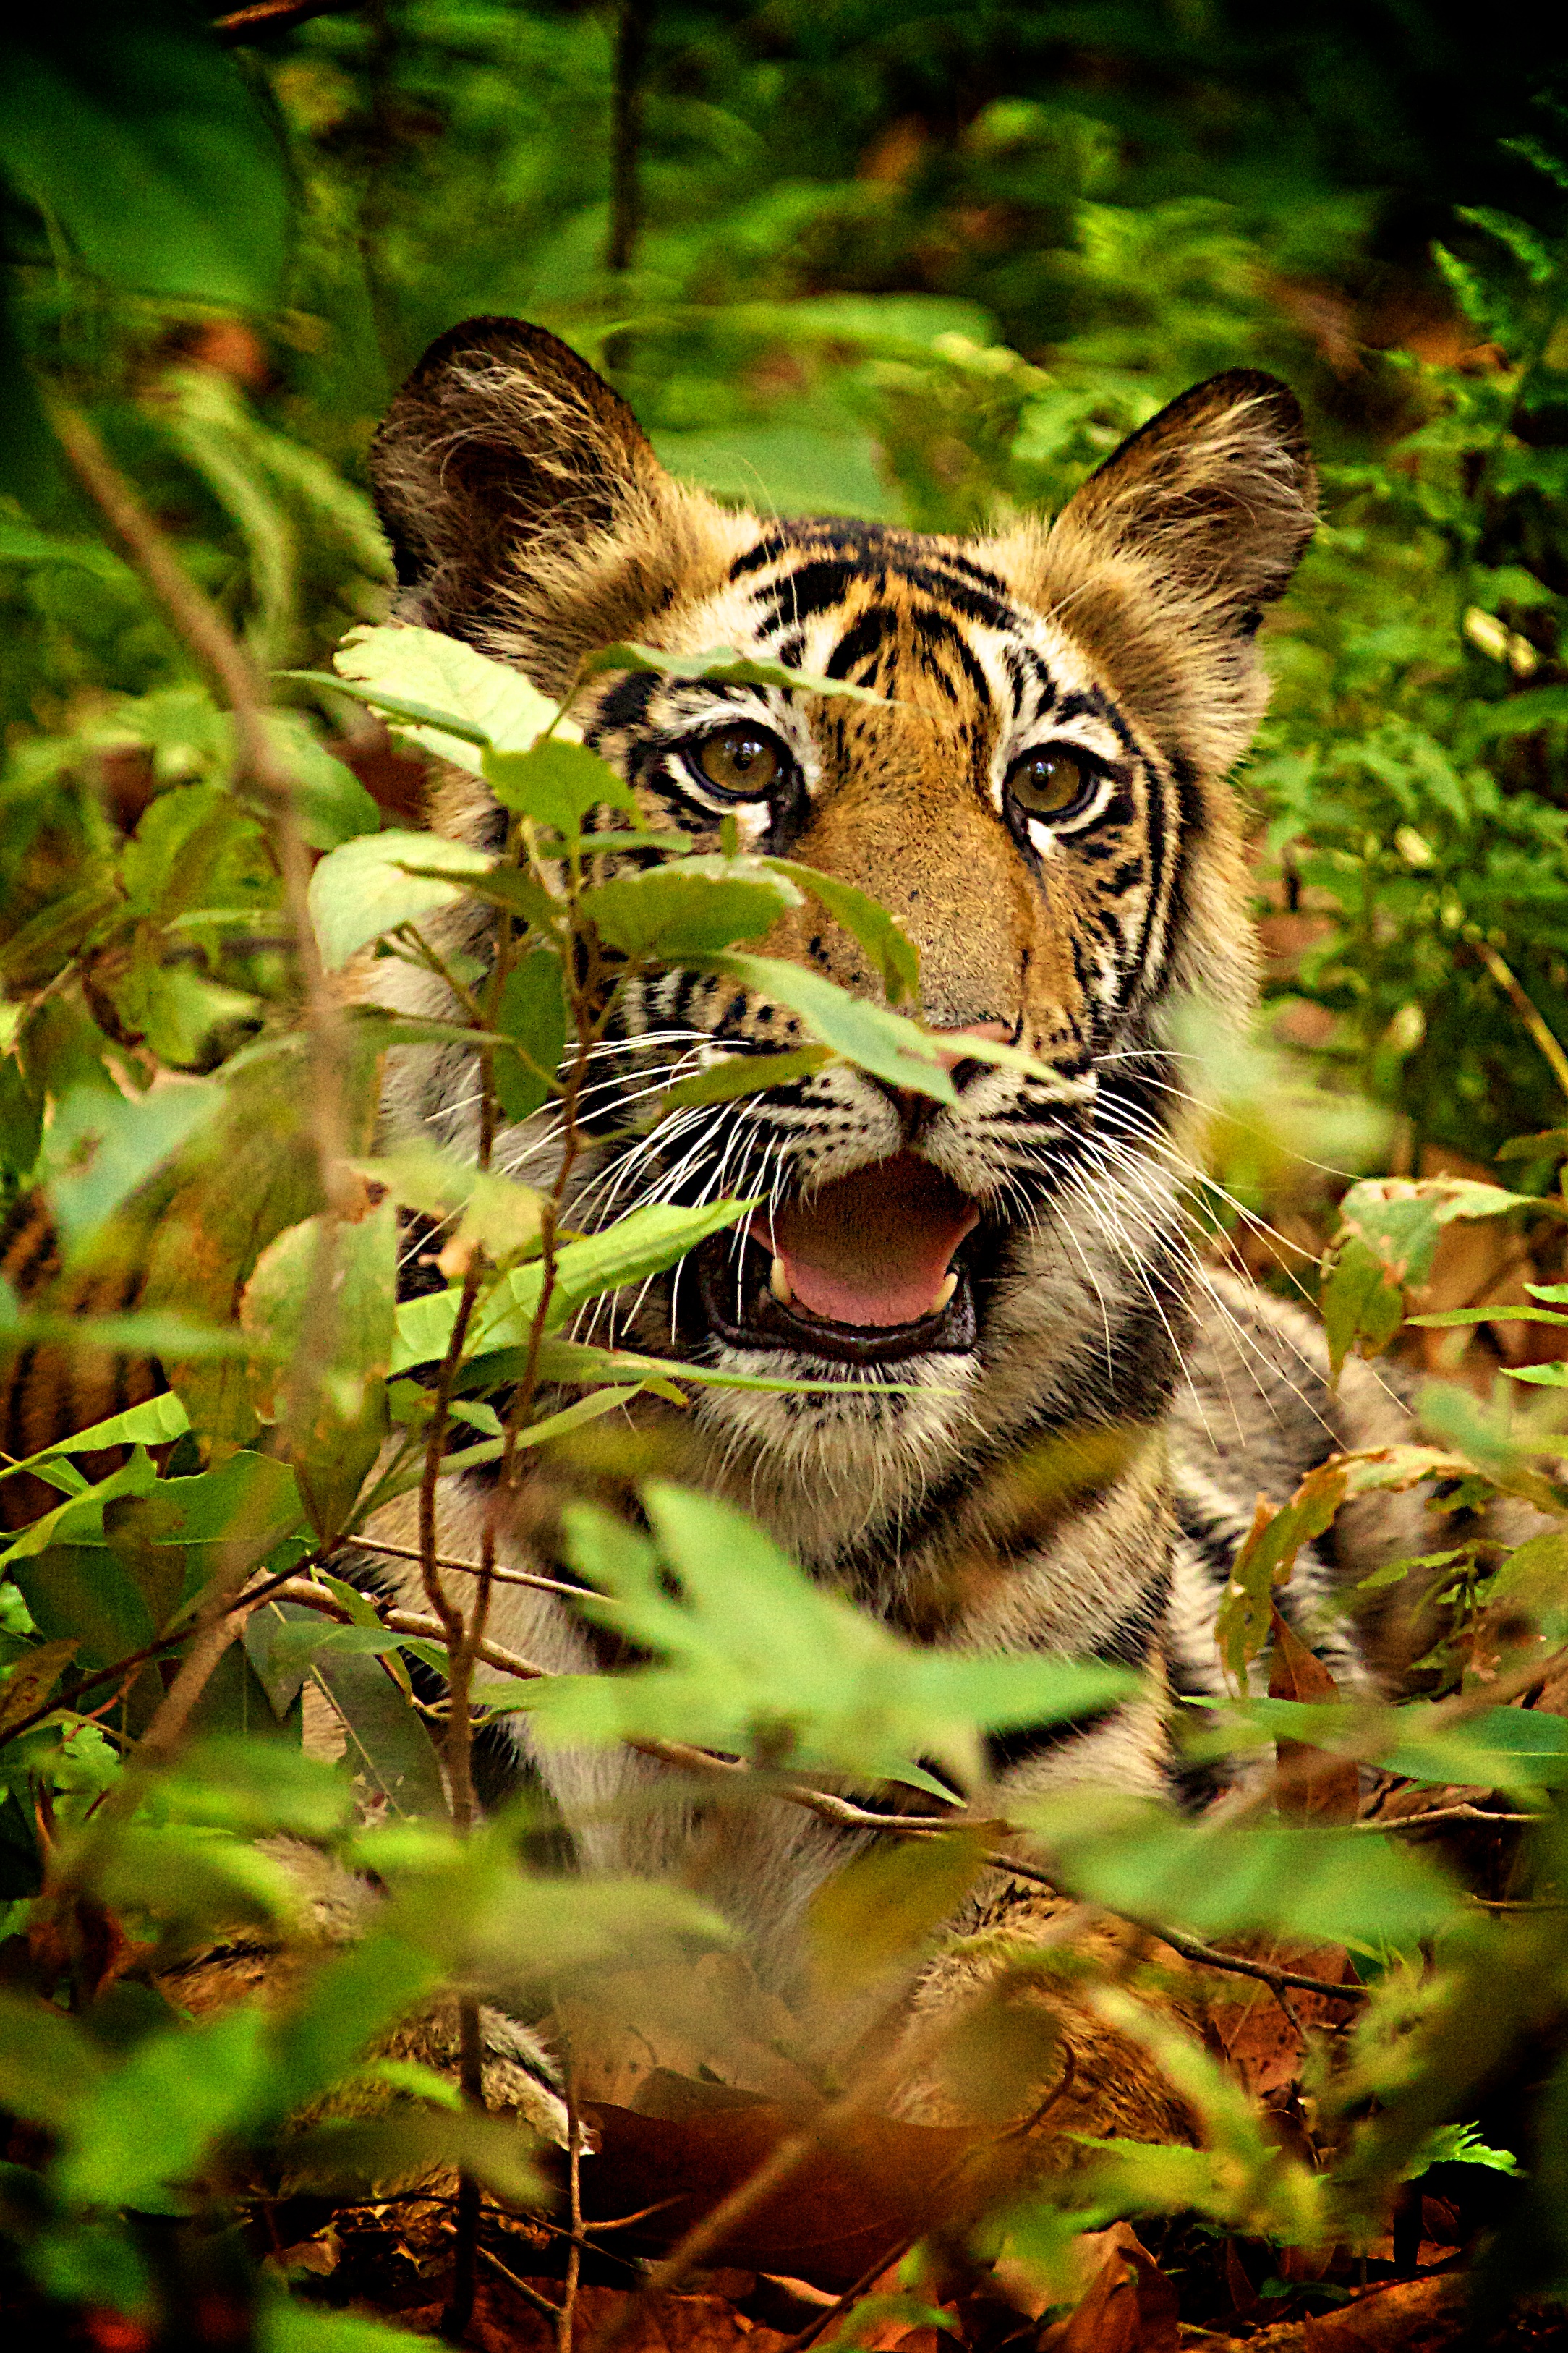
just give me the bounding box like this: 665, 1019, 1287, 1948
348, 1533, 591, 1603
476, 2244, 563, 2323
214, 0, 360, 38
558, 2046, 584, 2353
1352, 1803, 1543, 1832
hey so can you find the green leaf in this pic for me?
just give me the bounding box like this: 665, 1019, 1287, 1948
88, 1823, 303, 1936
1404, 2122, 1521, 2179
111, 963, 260, 1071
0, 4, 290, 310
513, 1481, 1132, 1788
0, 1990, 106, 2134
0, 1052, 42, 1180
260, 2297, 435, 2353
0, 519, 135, 582
307, 829, 494, 970
275, 2106, 543, 2202
42, 1080, 223, 1251
580, 641, 888, 707
696, 954, 955, 1104
360, 1146, 545, 1267
1023, 1790, 1461, 1951
654, 1045, 832, 1110
0, 1636, 80, 1739
258, 1933, 448, 2125
1204, 1693, 1568, 1793
385, 1838, 736, 1993
328, 624, 563, 774
241, 1205, 396, 1541
54, 2007, 269, 2210
155, 1737, 354, 1839
809, 1835, 987, 1994
1410, 1305, 1568, 1328
307, 1648, 449, 1822
389, 1196, 757, 1373
1497, 1131, 1568, 1165
581, 857, 800, 958
270, 722, 383, 853
0, 1390, 190, 1486
762, 860, 920, 1005
495, 949, 568, 1124
118, 783, 270, 924
1321, 1176, 1565, 1377
281, 672, 491, 749
0, 1449, 159, 1570
0, 1301, 258, 1360
483, 739, 637, 829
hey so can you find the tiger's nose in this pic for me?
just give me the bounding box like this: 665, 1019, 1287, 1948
929, 1018, 1013, 1096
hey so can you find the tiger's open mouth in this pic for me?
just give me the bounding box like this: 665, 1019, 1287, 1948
692, 1152, 982, 1366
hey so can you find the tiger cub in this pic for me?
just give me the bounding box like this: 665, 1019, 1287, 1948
351, 321, 1428, 2129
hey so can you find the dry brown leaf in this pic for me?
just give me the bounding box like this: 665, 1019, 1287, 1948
1269, 1610, 1360, 1824
1036, 2224, 1178, 2353
557, 2090, 1005, 2292
1185, 2272, 1470, 2353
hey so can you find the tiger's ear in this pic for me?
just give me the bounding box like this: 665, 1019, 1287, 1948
994, 370, 1317, 773
369, 316, 741, 693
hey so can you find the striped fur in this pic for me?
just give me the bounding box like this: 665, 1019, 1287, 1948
355, 323, 1431, 2114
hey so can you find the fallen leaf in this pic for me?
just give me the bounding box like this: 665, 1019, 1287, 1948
1269, 1610, 1360, 1825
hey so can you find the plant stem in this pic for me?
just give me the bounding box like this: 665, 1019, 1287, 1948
557, 2044, 584, 2353
1475, 940, 1568, 1110
606, 0, 652, 273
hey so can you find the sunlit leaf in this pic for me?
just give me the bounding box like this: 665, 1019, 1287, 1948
581, 856, 799, 958
579, 640, 887, 706
762, 859, 920, 1005
390, 1196, 757, 1372
328, 623, 565, 774
241, 1204, 397, 1541
0, 1389, 190, 1486
695, 953, 955, 1103
307, 828, 494, 969
483, 738, 636, 828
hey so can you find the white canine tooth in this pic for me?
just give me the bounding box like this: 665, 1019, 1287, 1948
770, 1256, 793, 1306
935, 1272, 958, 1311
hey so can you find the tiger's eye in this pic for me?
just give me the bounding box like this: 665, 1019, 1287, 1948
694, 726, 783, 798
1007, 749, 1085, 819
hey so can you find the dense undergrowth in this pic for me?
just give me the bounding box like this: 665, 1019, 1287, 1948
6, 7, 1568, 2349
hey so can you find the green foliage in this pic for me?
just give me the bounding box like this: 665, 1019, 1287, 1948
6, 7, 1568, 2337
517, 1482, 1133, 1792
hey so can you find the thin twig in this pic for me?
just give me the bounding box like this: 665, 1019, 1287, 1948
1353, 1803, 1543, 1832
476, 2243, 564, 2323
347, 1534, 592, 1602
558, 2046, 584, 2353
1475, 942, 1568, 1110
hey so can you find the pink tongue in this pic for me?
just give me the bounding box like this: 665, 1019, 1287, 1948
751, 1154, 979, 1328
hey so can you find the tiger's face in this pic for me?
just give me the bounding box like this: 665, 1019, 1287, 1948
371, 321, 1315, 1530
